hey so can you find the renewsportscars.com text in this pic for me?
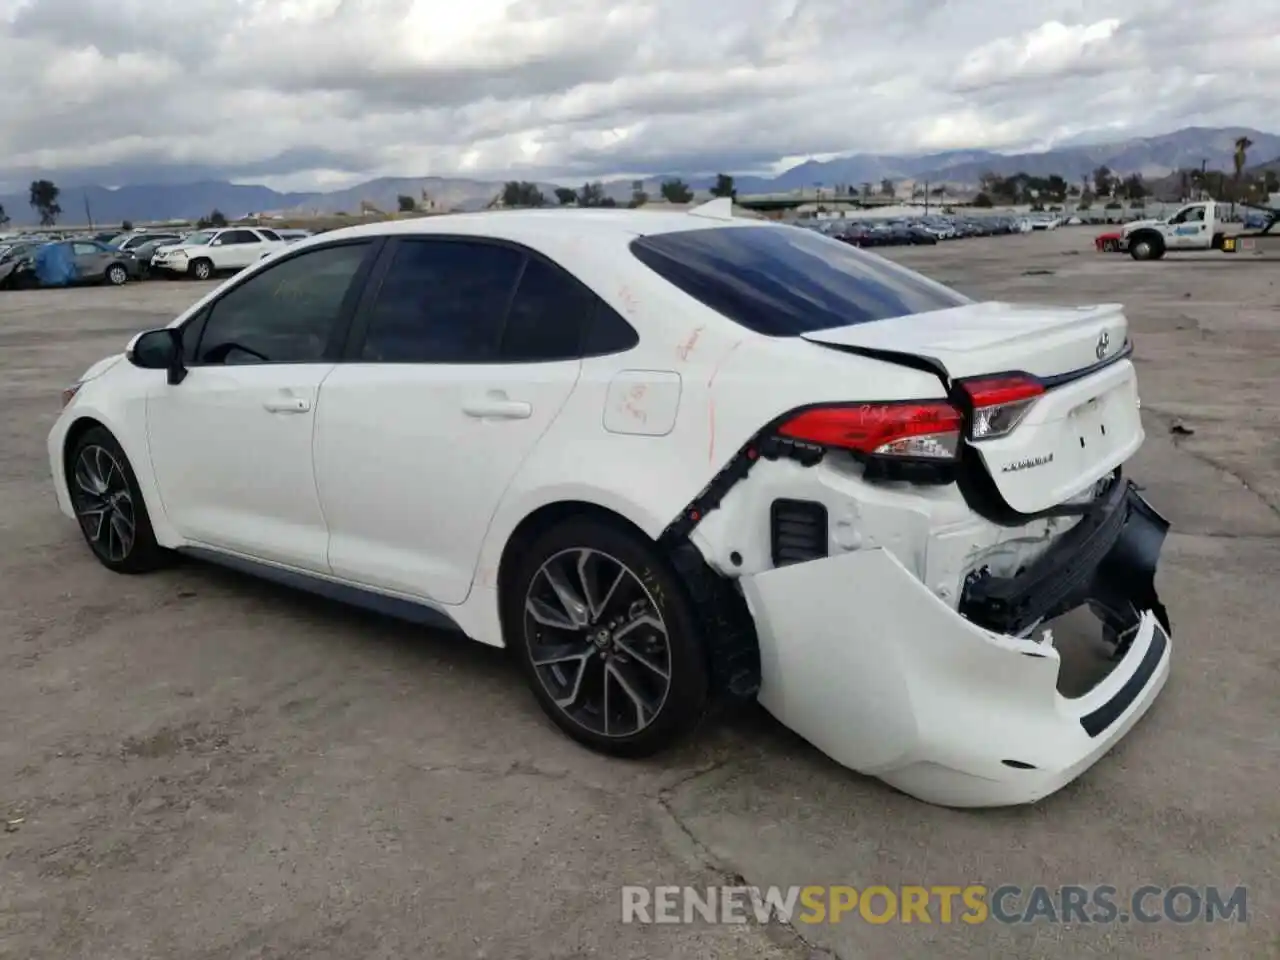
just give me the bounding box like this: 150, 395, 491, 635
621, 884, 1248, 926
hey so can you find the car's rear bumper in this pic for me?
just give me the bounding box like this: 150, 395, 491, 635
739, 482, 1172, 808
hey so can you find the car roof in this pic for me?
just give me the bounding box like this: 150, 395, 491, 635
315, 207, 772, 248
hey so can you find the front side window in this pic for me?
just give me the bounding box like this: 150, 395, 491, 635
360, 239, 524, 363
630, 225, 971, 336
193, 243, 371, 364
183, 231, 217, 246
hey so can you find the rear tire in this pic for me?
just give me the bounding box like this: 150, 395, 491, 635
66, 426, 169, 574
503, 516, 710, 758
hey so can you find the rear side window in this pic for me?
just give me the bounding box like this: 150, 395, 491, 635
630, 225, 971, 335
500, 256, 638, 361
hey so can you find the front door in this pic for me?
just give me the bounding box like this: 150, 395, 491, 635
146, 240, 377, 571
1166, 204, 1208, 249
314, 238, 595, 604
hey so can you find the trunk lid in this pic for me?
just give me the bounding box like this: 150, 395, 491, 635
800, 301, 1143, 513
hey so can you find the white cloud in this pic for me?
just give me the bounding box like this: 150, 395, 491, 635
0, 0, 1276, 188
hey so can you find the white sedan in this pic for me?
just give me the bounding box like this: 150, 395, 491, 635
48, 200, 1172, 807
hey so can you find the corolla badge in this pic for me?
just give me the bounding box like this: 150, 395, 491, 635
1002, 453, 1054, 473
1096, 330, 1110, 360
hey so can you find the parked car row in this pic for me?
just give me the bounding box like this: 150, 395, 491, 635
0, 227, 313, 289
800, 214, 1033, 248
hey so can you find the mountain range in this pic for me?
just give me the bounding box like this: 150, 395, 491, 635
2, 126, 1276, 226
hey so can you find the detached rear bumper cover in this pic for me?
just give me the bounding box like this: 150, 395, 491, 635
740, 482, 1171, 808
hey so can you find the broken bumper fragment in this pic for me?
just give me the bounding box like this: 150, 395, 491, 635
740, 480, 1172, 808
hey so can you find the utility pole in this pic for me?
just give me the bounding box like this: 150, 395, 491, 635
83, 192, 93, 230
924, 181, 929, 215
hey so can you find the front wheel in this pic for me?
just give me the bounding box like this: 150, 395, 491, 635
189, 258, 213, 280
504, 517, 710, 757
67, 427, 169, 574
105, 263, 128, 285
1129, 235, 1163, 260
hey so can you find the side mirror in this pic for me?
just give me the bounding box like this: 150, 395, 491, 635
127, 328, 187, 384
210, 238, 223, 246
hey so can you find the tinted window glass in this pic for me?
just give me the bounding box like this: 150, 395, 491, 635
361, 240, 523, 363
581, 302, 639, 355
256, 229, 282, 241
195, 243, 369, 364
221, 230, 259, 245
500, 257, 592, 361
630, 225, 971, 335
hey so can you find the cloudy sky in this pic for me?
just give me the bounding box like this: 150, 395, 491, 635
0, 0, 1276, 191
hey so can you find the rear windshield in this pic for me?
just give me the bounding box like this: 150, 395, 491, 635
630, 225, 971, 335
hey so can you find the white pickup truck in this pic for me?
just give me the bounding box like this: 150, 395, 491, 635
150, 227, 287, 279
1122, 199, 1280, 260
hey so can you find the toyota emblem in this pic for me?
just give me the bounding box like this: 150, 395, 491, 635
1095, 331, 1110, 360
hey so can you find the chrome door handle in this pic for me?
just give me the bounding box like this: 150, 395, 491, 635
462, 399, 532, 420
263, 397, 310, 413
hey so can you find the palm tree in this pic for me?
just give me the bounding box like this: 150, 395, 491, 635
1233, 136, 1253, 210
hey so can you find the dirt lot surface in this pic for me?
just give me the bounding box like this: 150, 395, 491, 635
2, 233, 1277, 959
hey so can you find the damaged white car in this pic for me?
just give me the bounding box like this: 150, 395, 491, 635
48, 200, 1171, 808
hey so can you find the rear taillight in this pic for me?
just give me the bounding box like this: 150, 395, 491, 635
777, 401, 963, 461
960, 374, 1044, 440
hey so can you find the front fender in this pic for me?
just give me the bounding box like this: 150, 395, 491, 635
48, 365, 179, 546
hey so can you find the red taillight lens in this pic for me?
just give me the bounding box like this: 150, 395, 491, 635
777, 402, 963, 460
960, 374, 1044, 440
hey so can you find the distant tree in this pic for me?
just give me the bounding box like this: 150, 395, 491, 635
210, 209, 227, 227
930, 185, 946, 197
1232, 136, 1254, 209
501, 181, 545, 208
628, 180, 649, 208
710, 173, 736, 199
576, 182, 606, 207
1045, 174, 1068, 202
553, 187, 577, 206
972, 192, 993, 208
600, 196, 618, 208
1077, 199, 1092, 211
397, 194, 416, 212
1092, 165, 1114, 198
660, 178, 693, 203
0, 204, 8, 228
1120, 173, 1147, 201
879, 178, 894, 198
121, 219, 133, 231
29, 179, 61, 226
1264, 170, 1280, 194
1067, 184, 1081, 197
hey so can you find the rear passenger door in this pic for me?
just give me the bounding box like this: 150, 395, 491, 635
313, 237, 628, 605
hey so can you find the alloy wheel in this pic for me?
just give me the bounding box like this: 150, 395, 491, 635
523, 548, 672, 738
71, 445, 136, 562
